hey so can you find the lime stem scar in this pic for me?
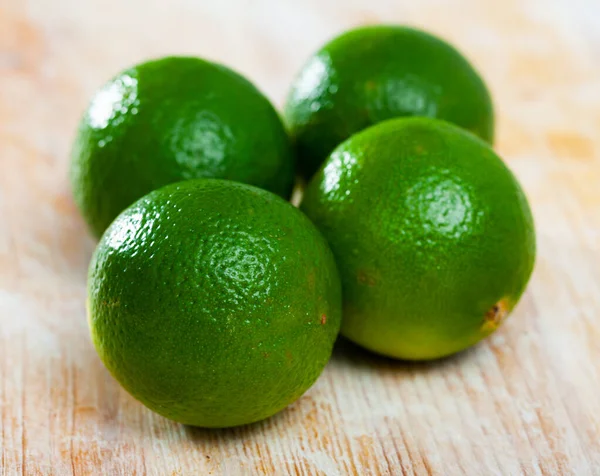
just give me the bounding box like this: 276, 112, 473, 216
483, 298, 509, 332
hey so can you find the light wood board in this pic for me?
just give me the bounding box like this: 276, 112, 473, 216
1, 0, 600, 474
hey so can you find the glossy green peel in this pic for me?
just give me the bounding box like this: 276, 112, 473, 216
71, 56, 295, 238
301, 118, 535, 360
88, 179, 341, 428
285, 25, 494, 178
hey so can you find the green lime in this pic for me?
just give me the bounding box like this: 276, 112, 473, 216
88, 179, 341, 427
71, 56, 294, 238
301, 118, 535, 360
285, 25, 494, 179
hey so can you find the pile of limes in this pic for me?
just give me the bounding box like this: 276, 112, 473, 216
72, 26, 535, 428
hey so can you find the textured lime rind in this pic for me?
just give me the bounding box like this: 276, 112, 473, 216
88, 179, 341, 427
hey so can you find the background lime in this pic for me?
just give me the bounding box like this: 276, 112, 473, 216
285, 25, 494, 179
71, 56, 295, 237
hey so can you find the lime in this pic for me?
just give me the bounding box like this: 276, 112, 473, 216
88, 179, 341, 427
71, 56, 294, 237
301, 118, 535, 360
285, 25, 494, 178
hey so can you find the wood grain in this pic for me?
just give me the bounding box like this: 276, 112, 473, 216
1, 0, 600, 474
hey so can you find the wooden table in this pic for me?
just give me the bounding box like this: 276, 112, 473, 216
1, 0, 599, 474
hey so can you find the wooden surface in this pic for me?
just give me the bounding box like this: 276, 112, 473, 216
1, 0, 600, 474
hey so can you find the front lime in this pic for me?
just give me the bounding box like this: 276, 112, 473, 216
88, 179, 341, 427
